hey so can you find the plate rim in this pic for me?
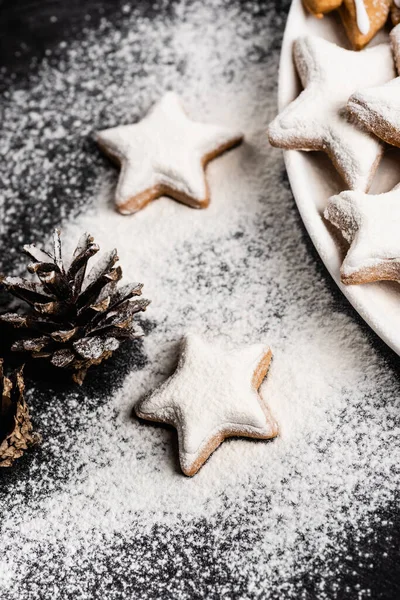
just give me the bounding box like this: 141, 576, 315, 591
277, 0, 400, 357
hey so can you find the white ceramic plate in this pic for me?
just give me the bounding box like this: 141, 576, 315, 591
279, 0, 400, 355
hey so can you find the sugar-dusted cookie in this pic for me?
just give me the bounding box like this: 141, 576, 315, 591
348, 24, 400, 146
96, 92, 243, 215
135, 334, 278, 477
268, 36, 395, 191
325, 185, 400, 284
303, 1, 391, 50
303, 0, 342, 18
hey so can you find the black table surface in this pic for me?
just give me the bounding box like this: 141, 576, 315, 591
0, 1, 400, 599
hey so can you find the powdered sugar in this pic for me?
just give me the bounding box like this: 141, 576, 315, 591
349, 78, 400, 139
1, 1, 400, 599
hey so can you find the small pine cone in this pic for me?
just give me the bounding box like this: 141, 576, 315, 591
0, 360, 41, 468
0, 229, 150, 384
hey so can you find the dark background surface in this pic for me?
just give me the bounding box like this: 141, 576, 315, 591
0, 1, 399, 598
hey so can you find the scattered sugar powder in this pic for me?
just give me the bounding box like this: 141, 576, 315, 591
1, 1, 400, 599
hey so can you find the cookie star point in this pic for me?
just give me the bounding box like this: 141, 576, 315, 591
135, 334, 278, 477
97, 92, 243, 215
325, 185, 400, 284
268, 35, 395, 191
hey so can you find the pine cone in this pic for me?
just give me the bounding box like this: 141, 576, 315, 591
0, 360, 41, 467
0, 229, 150, 384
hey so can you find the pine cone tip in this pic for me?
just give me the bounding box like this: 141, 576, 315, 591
0, 360, 40, 468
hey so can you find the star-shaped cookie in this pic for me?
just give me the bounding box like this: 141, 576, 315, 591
268, 36, 395, 191
135, 334, 278, 476
348, 24, 400, 147
325, 184, 400, 284
96, 92, 243, 215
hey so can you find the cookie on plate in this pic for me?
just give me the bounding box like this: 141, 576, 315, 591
303, 0, 342, 18
391, 1, 400, 25
339, 0, 391, 51
303, 0, 391, 50
325, 185, 400, 284
348, 23, 400, 147
268, 35, 395, 191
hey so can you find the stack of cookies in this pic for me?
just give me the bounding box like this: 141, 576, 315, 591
269, 2, 400, 287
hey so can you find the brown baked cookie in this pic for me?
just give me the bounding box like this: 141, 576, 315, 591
339, 0, 391, 50
391, 1, 400, 25
303, 0, 342, 18
325, 185, 400, 284
348, 24, 400, 147
303, 0, 391, 50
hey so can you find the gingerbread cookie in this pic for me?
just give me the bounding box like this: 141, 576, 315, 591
96, 92, 243, 215
135, 334, 278, 477
325, 185, 400, 284
339, 0, 391, 51
268, 36, 395, 191
303, 1, 391, 50
348, 24, 400, 147
303, 0, 342, 18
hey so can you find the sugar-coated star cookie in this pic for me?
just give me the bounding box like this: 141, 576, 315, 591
96, 92, 243, 215
268, 36, 395, 191
325, 185, 400, 284
348, 24, 400, 147
303, 0, 391, 50
135, 334, 278, 477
